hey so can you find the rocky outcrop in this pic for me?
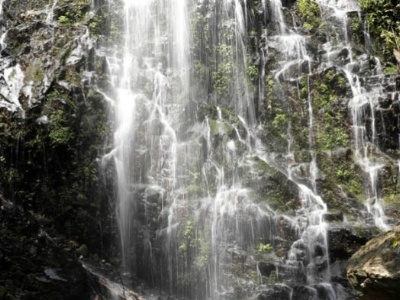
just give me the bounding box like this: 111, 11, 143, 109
0, 0, 115, 298
346, 226, 400, 300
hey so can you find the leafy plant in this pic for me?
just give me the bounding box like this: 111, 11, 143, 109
297, 0, 321, 30
359, 0, 400, 65
257, 243, 273, 253
58, 15, 70, 25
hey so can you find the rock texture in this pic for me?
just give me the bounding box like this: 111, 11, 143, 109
347, 226, 400, 300
0, 0, 115, 298
0, 0, 399, 299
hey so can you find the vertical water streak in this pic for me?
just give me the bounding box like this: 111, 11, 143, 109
263, 0, 334, 290
170, 0, 190, 95
46, 0, 59, 24
0, 0, 6, 51
218, 0, 255, 125
101, 0, 192, 284
0, 0, 25, 117
111, 0, 154, 272
96, 0, 395, 298
345, 69, 389, 230
315, 0, 390, 230
269, 0, 286, 34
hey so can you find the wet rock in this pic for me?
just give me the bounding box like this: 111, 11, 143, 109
291, 285, 317, 300
257, 261, 276, 277
0, 0, 112, 298
323, 211, 343, 223
314, 283, 336, 300
346, 225, 400, 300
256, 284, 291, 300
328, 227, 374, 263
144, 185, 165, 204
384, 205, 400, 227
275, 216, 297, 257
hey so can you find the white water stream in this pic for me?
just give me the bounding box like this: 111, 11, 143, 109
0, 0, 25, 116
101, 0, 190, 276
316, 0, 390, 230
45, 0, 59, 24
99, 0, 393, 299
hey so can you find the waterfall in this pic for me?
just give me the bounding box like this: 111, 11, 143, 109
97, 0, 396, 299
101, 0, 191, 276
315, 0, 390, 230
0, 0, 25, 117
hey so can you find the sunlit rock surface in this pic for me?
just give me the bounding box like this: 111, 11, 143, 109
347, 226, 400, 300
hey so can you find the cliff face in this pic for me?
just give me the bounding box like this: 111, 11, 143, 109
0, 0, 115, 298
0, 0, 399, 299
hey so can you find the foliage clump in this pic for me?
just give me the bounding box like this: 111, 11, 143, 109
359, 0, 400, 68
297, 0, 321, 30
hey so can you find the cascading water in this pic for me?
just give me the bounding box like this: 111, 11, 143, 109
97, 0, 397, 299
101, 0, 191, 279
45, 0, 59, 25
315, 0, 390, 230
258, 1, 334, 293
0, 0, 25, 116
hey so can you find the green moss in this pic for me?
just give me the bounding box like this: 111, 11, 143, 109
76, 244, 88, 256
385, 194, 400, 205
317, 152, 365, 209
247, 63, 258, 83
58, 15, 70, 25
297, 0, 321, 30
317, 124, 349, 151
212, 62, 233, 96
337, 76, 347, 88
384, 65, 398, 75
297, 70, 350, 153
209, 119, 233, 136
179, 219, 195, 253
272, 114, 288, 133
25, 63, 44, 83
359, 0, 400, 64
392, 237, 400, 248
302, 22, 313, 31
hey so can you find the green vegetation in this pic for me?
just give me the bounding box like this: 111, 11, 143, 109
179, 219, 196, 253
58, 15, 70, 25
297, 0, 321, 30
272, 112, 288, 130
317, 119, 349, 151
48, 110, 73, 146
212, 62, 233, 96
385, 194, 400, 205
359, 0, 400, 68
392, 237, 400, 248
317, 151, 365, 211
257, 243, 273, 253
385, 65, 398, 74
247, 63, 259, 83
298, 71, 350, 152
25, 63, 44, 82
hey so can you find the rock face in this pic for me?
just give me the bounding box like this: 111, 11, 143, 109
347, 226, 400, 300
0, 0, 115, 298
0, 0, 399, 299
